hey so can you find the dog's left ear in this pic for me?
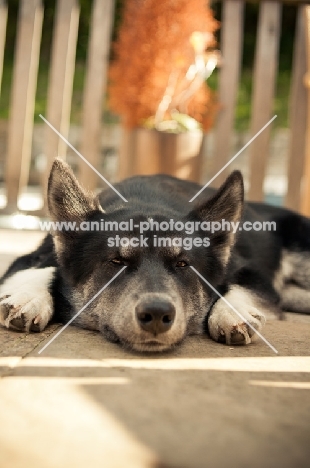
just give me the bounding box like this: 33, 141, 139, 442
188, 171, 244, 265
47, 158, 103, 223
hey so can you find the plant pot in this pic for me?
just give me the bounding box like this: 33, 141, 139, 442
118, 127, 204, 182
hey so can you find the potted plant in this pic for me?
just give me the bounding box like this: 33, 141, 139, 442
108, 0, 219, 182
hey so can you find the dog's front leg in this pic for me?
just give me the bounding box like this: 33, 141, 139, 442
207, 286, 267, 345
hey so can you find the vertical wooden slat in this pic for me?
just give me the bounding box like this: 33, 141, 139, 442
285, 5, 307, 212
300, 6, 310, 216
117, 127, 136, 180
248, 1, 281, 201
43, 0, 79, 182
5, 0, 43, 212
0, 0, 8, 96
212, 0, 244, 187
79, 0, 115, 190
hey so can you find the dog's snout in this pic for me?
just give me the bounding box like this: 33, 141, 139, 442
136, 299, 176, 334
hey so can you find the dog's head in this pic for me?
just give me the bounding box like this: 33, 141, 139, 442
48, 159, 243, 352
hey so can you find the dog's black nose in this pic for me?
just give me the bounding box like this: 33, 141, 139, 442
135, 299, 176, 334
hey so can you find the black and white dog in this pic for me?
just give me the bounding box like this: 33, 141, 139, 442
1, 159, 309, 352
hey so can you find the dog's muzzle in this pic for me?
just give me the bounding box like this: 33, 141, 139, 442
135, 298, 176, 335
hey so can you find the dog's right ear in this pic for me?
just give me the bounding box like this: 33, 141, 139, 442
47, 158, 103, 223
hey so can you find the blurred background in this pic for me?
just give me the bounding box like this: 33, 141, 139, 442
0, 0, 309, 227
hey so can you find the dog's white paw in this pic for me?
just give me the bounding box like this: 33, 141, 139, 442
0, 267, 55, 332
208, 286, 266, 345
0, 291, 53, 332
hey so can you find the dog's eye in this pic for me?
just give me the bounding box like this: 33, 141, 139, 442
175, 260, 188, 268
110, 258, 125, 266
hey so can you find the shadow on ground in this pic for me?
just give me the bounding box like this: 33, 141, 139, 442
0, 321, 310, 468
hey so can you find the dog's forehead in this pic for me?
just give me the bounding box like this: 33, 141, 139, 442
164, 244, 182, 256
118, 242, 182, 258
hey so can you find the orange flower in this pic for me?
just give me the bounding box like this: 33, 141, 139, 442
108, 0, 219, 131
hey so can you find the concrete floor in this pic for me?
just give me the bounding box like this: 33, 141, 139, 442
0, 229, 310, 468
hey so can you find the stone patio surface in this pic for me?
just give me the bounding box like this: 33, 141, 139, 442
0, 229, 310, 468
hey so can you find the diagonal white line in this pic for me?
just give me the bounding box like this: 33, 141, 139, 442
190, 266, 278, 354
39, 114, 128, 203
38, 266, 127, 354
189, 115, 277, 202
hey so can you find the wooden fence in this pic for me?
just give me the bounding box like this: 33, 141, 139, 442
212, 0, 310, 214
0, 0, 309, 216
